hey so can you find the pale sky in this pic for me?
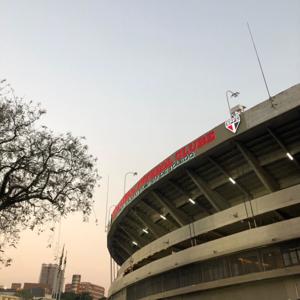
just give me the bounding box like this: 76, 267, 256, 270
0, 0, 299, 295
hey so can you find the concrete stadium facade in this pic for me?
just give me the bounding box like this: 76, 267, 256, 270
107, 84, 300, 300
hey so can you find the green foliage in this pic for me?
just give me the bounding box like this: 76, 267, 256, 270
61, 292, 77, 300
16, 289, 33, 300
61, 292, 93, 300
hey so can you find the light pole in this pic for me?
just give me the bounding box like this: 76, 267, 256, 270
106, 204, 116, 231
123, 171, 138, 195
226, 90, 240, 117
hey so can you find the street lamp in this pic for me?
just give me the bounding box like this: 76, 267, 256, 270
226, 90, 240, 117
124, 171, 138, 194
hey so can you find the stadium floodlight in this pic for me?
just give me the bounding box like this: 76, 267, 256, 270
229, 177, 236, 184
132, 241, 138, 246
124, 171, 138, 194
160, 214, 167, 221
142, 228, 149, 234
286, 152, 294, 161
188, 198, 196, 205
226, 90, 240, 117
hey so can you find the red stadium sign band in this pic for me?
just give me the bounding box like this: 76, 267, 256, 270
111, 131, 217, 221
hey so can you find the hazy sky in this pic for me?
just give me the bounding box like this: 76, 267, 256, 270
0, 0, 299, 294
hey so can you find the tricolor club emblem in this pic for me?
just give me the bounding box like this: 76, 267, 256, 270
225, 111, 241, 134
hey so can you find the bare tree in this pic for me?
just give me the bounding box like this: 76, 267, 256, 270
0, 81, 99, 265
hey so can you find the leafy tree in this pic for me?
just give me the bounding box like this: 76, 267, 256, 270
61, 292, 93, 300
16, 289, 33, 300
61, 292, 77, 300
77, 292, 93, 300
0, 81, 99, 265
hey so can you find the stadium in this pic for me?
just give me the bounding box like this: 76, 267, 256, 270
107, 84, 300, 300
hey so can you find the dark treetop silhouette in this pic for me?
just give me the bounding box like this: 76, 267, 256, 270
0, 82, 99, 266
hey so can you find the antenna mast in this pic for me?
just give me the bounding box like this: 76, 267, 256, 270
247, 22, 274, 106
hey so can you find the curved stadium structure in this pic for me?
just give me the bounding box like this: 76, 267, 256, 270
107, 84, 300, 300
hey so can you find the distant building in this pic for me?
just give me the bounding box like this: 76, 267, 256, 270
65, 275, 104, 300
0, 294, 21, 300
10, 284, 21, 291
65, 274, 79, 293
20, 284, 52, 300
78, 283, 104, 300
71, 274, 81, 293
23, 283, 51, 295
39, 263, 58, 291
64, 284, 71, 293
39, 263, 64, 294
0, 290, 15, 296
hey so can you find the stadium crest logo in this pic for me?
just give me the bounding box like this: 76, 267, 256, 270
225, 112, 241, 134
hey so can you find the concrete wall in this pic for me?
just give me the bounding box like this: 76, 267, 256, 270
118, 184, 300, 277
109, 183, 300, 296
109, 216, 300, 297
164, 275, 300, 300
